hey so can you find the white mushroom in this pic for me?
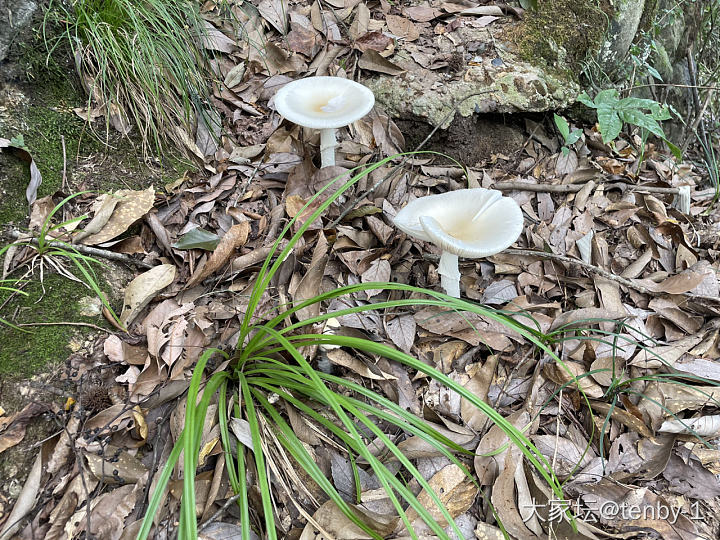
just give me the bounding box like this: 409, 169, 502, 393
393, 188, 524, 298
274, 76, 375, 168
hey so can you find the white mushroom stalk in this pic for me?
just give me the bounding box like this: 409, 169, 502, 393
274, 76, 375, 168
393, 189, 524, 298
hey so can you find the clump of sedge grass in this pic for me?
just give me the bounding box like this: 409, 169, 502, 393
138, 155, 579, 540
45, 0, 217, 157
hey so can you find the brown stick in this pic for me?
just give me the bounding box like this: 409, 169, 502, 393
492, 182, 684, 195
502, 248, 720, 304
15, 321, 114, 333
423, 248, 720, 304
4, 229, 154, 269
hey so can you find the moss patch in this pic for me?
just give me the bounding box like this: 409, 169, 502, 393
0, 152, 30, 224
0, 272, 113, 376
509, 0, 611, 76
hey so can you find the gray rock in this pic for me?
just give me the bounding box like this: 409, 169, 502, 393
0, 0, 38, 62
362, 25, 579, 128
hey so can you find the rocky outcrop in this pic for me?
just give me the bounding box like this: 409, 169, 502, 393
0, 0, 38, 62
361, 1, 701, 128
364, 24, 579, 128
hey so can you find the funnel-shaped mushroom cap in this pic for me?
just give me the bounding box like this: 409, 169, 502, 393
274, 76, 375, 129
393, 188, 524, 257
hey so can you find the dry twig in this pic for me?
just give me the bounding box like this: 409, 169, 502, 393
4, 229, 154, 269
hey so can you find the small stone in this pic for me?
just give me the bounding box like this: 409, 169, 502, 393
68, 337, 84, 353
77, 296, 103, 317
7, 478, 21, 499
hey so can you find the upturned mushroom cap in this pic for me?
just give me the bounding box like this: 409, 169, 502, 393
274, 76, 375, 130
393, 188, 524, 257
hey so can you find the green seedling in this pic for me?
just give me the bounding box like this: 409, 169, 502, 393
554, 113, 583, 156
578, 89, 682, 160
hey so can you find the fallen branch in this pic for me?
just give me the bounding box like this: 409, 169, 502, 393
197, 492, 244, 532
423, 248, 720, 304
492, 182, 684, 195
4, 229, 154, 269
503, 248, 720, 304
15, 321, 115, 333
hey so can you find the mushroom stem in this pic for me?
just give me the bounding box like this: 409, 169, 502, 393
438, 251, 461, 298
319, 128, 337, 168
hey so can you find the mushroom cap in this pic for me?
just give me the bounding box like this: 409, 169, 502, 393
393, 188, 524, 257
274, 76, 375, 129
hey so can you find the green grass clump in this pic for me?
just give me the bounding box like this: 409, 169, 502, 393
138, 155, 578, 540
46, 0, 218, 156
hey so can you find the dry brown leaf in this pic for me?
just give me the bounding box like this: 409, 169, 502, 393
405, 464, 478, 528
655, 269, 706, 294
85, 446, 147, 484
460, 355, 497, 431
304, 500, 397, 538
663, 453, 720, 499
355, 31, 393, 52
577, 478, 702, 539
104, 335, 148, 365
532, 435, 596, 479
544, 361, 604, 398
549, 307, 625, 332
630, 333, 703, 368
490, 448, 540, 539
415, 307, 518, 350
86, 484, 138, 540
325, 349, 396, 380
186, 222, 250, 288
80, 187, 155, 245
589, 400, 652, 437
659, 415, 720, 437
120, 264, 177, 327
0, 402, 46, 455
384, 314, 415, 353
403, 6, 441, 22
257, 0, 289, 34
361, 258, 391, 298
292, 232, 329, 321
201, 21, 236, 53
0, 452, 42, 538
358, 50, 405, 75
47, 407, 80, 474
0, 137, 43, 205
386, 15, 419, 41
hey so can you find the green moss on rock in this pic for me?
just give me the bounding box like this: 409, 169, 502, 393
0, 153, 30, 224
511, 0, 610, 76
0, 273, 112, 376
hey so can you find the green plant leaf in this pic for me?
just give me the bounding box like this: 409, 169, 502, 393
567, 129, 582, 145
172, 227, 221, 250
596, 107, 623, 143
619, 109, 665, 139
593, 88, 620, 107
577, 92, 594, 108
553, 114, 570, 141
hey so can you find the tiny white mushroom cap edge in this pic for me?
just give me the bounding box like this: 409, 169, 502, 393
274, 76, 375, 130
393, 188, 524, 257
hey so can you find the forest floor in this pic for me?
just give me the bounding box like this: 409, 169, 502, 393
1, 1, 720, 539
